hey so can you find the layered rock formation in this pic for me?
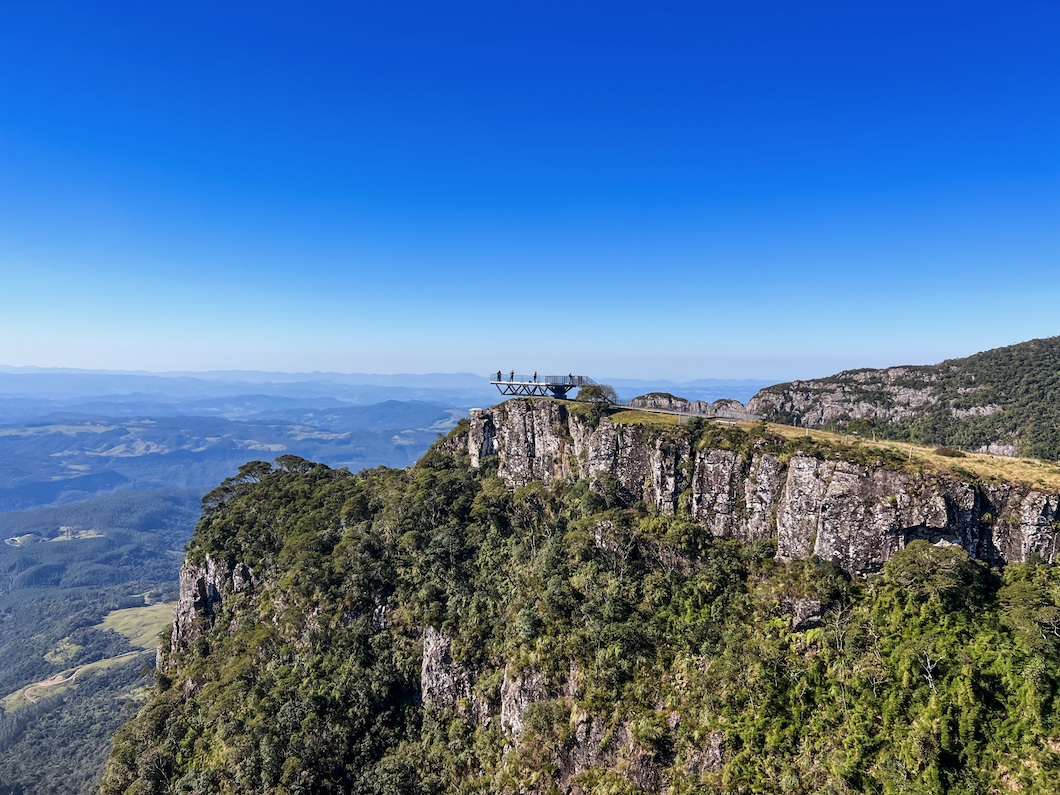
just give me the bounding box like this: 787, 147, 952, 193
469, 399, 1059, 575
746, 337, 1060, 460
169, 555, 254, 653
747, 366, 941, 427
106, 397, 1060, 795
627, 392, 756, 421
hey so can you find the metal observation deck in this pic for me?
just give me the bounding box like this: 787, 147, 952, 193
490, 373, 597, 399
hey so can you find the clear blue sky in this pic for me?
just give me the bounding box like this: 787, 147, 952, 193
1, 1, 1057, 381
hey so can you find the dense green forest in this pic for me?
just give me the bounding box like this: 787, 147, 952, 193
0, 663, 148, 795
0, 391, 466, 795
100, 424, 1060, 794
752, 336, 1060, 460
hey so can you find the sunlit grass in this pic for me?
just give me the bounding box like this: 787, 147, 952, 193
44, 637, 84, 665
95, 602, 176, 649
0, 652, 145, 712
763, 422, 1060, 490
532, 398, 1060, 490
608, 409, 681, 426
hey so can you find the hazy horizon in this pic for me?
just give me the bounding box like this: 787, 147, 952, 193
1, 329, 1049, 388
0, 362, 772, 383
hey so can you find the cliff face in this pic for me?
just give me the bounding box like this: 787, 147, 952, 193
748, 371, 1018, 456
469, 400, 1060, 574
746, 336, 1060, 460
747, 367, 942, 431
627, 392, 757, 420
170, 555, 254, 649
102, 408, 1060, 795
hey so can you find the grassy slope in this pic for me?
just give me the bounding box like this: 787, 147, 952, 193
95, 601, 176, 650
1, 602, 172, 712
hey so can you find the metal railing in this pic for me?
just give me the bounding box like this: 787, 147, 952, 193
489, 373, 598, 387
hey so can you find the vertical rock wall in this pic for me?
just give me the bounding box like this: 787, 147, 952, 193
469, 399, 1060, 574
166, 554, 254, 667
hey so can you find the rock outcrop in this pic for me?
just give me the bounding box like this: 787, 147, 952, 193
745, 337, 1060, 460
420, 627, 492, 726
628, 392, 758, 421
629, 393, 707, 413
499, 666, 547, 737
420, 627, 468, 710
110, 389, 1060, 795
748, 366, 941, 427
168, 555, 254, 659
468, 399, 1060, 574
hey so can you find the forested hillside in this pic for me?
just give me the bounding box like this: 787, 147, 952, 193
0, 376, 467, 795
99, 419, 1060, 794
749, 336, 1060, 460
0, 491, 192, 795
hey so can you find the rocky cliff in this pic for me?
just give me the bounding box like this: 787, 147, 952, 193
169, 555, 254, 658
100, 409, 1060, 795
469, 399, 1060, 574
749, 365, 944, 424
627, 392, 757, 420
746, 336, 1060, 460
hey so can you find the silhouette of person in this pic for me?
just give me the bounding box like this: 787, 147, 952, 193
509, 370, 514, 381
496, 370, 502, 381
533, 371, 537, 382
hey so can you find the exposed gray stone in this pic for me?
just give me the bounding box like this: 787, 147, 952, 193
500, 666, 546, 738
468, 408, 495, 468
686, 730, 725, 776
790, 598, 825, 630
421, 627, 466, 710
748, 365, 1020, 456
977, 442, 1019, 457
629, 392, 697, 412
628, 393, 757, 421
167, 555, 254, 665
743, 452, 783, 542
469, 399, 1060, 575
690, 449, 743, 536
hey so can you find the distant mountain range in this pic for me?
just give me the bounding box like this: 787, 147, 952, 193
0, 401, 464, 514
0, 366, 774, 415
0, 377, 477, 793
0, 368, 498, 410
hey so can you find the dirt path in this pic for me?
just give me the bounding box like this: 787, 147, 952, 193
21, 670, 79, 704
17, 650, 143, 705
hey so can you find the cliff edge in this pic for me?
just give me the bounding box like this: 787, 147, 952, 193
98, 404, 1060, 794
469, 399, 1059, 574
